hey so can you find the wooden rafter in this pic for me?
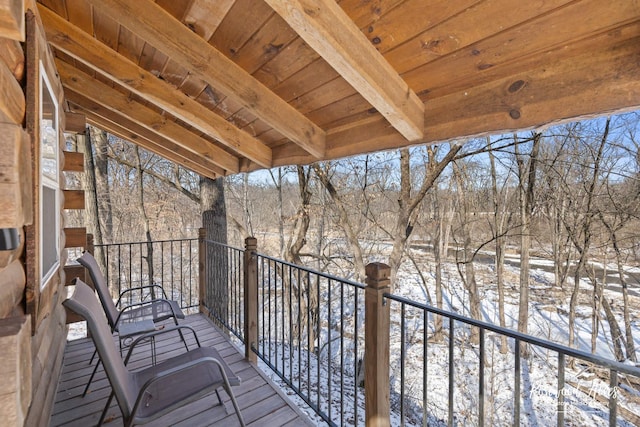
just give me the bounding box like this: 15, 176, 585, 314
265, 0, 424, 141
68, 94, 223, 179
56, 59, 240, 174
82, 0, 327, 159
39, 5, 273, 169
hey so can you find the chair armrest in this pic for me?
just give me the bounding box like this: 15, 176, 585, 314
131, 356, 238, 419
123, 325, 201, 364
115, 284, 168, 308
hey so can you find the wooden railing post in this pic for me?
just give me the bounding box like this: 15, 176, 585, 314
244, 237, 258, 363
365, 262, 391, 427
198, 228, 206, 315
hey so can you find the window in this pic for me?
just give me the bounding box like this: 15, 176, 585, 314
40, 62, 59, 288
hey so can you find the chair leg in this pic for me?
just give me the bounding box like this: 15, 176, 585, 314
224, 383, 246, 427
98, 391, 115, 427
89, 348, 97, 365
178, 328, 189, 352
173, 316, 190, 352
83, 358, 102, 397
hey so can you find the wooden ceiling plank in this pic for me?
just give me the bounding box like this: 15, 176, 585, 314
403, 0, 640, 97
209, 0, 274, 59
83, 0, 326, 159
69, 95, 222, 178
64, 0, 92, 34
56, 59, 240, 173
363, 0, 481, 55
40, 6, 272, 167
385, 0, 575, 75
232, 12, 299, 75
265, 0, 424, 141
182, 0, 235, 41
326, 34, 640, 160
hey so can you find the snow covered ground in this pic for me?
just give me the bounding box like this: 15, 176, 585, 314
257, 247, 640, 426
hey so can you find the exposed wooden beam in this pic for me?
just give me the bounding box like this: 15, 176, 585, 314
82, 0, 326, 159
265, 0, 424, 141
39, 5, 273, 168
0, 0, 24, 41
66, 92, 223, 179
56, 59, 240, 174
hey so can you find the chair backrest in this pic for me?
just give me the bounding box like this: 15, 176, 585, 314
77, 252, 119, 328
63, 279, 137, 418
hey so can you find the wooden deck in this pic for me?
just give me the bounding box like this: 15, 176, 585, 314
50, 314, 313, 427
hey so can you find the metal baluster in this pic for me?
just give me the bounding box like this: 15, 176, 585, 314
609, 369, 617, 427
401, 302, 406, 427
289, 264, 293, 383
298, 268, 302, 392
448, 317, 454, 426
317, 275, 321, 412
514, 338, 521, 427
328, 278, 332, 420
557, 353, 565, 426
307, 270, 311, 401
423, 308, 428, 427
448, 317, 454, 427
353, 288, 358, 426
479, 328, 485, 427
340, 281, 344, 426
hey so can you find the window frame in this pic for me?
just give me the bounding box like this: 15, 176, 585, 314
39, 60, 60, 290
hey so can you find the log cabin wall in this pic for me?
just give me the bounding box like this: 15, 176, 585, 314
0, 1, 75, 426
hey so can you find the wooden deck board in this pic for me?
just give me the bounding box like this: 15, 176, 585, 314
49, 314, 313, 427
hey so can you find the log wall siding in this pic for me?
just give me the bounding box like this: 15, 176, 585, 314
0, 2, 70, 426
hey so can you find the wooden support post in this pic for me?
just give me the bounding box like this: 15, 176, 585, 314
198, 228, 206, 315
244, 237, 258, 364
365, 262, 391, 427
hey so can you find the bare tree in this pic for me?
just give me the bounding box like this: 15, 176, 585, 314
488, 139, 512, 353
514, 132, 541, 352
566, 119, 608, 350
451, 158, 482, 341
201, 176, 228, 326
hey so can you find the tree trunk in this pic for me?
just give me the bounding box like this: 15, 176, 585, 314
568, 119, 608, 349
515, 133, 541, 356
133, 146, 154, 291
313, 163, 367, 282
601, 214, 637, 362
489, 144, 508, 353
201, 176, 228, 326
89, 126, 113, 242
388, 146, 461, 288
285, 166, 318, 346
452, 160, 481, 343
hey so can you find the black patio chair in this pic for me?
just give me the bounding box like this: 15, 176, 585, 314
77, 251, 188, 395
63, 279, 245, 427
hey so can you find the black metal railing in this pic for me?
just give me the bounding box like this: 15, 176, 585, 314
254, 254, 366, 427
201, 239, 245, 340
93, 238, 199, 311
384, 293, 640, 427
91, 237, 640, 426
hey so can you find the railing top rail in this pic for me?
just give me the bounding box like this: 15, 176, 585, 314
385, 293, 640, 377
257, 252, 366, 289
95, 237, 198, 248
202, 238, 244, 252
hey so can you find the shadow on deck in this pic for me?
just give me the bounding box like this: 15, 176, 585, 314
50, 314, 313, 427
